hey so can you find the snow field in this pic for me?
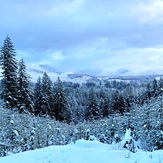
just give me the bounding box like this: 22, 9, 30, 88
0, 139, 162, 163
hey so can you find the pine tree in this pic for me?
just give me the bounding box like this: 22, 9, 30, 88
33, 77, 43, 115
158, 77, 163, 95
0, 36, 18, 108
17, 59, 34, 113
102, 96, 110, 117
137, 100, 163, 151
54, 77, 72, 124
158, 78, 163, 130
112, 90, 125, 115
142, 83, 151, 104
151, 79, 158, 97
86, 89, 100, 120
40, 72, 53, 116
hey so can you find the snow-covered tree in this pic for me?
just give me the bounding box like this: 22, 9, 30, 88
151, 79, 158, 97
0, 36, 18, 108
4, 119, 20, 154
86, 89, 100, 120
142, 83, 151, 104
54, 77, 72, 124
40, 72, 53, 116
33, 77, 43, 115
102, 96, 110, 117
17, 59, 34, 113
135, 97, 163, 151
112, 90, 125, 115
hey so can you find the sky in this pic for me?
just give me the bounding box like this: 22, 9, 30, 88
0, 0, 163, 76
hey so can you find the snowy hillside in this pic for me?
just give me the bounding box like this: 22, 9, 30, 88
28, 65, 94, 83
0, 139, 162, 163
28, 64, 163, 83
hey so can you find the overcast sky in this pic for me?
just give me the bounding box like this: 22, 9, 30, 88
1, 0, 163, 75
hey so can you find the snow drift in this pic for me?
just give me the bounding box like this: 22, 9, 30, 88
0, 139, 162, 163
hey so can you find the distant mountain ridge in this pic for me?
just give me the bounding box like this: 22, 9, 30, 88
28, 64, 163, 83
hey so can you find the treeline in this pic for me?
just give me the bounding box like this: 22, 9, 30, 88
0, 93, 162, 156
0, 36, 163, 124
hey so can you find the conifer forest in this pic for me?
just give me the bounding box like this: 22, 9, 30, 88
0, 36, 162, 157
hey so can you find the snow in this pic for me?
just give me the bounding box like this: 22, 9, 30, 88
13, 130, 19, 136
28, 69, 92, 83
120, 128, 132, 147
0, 139, 162, 163
10, 120, 14, 124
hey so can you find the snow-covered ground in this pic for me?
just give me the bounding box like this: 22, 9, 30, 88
0, 139, 162, 163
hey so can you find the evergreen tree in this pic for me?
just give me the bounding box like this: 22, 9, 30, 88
142, 83, 151, 104
54, 77, 72, 124
136, 101, 163, 151
151, 79, 158, 97
112, 90, 125, 115
158, 78, 163, 130
41, 72, 53, 116
17, 59, 34, 113
158, 77, 163, 95
86, 89, 100, 120
0, 36, 18, 108
102, 96, 110, 117
33, 77, 43, 115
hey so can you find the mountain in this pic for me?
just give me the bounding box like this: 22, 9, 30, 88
27, 65, 163, 83
28, 65, 96, 83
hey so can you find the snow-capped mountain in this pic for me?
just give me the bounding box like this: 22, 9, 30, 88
28, 65, 96, 83
28, 65, 163, 83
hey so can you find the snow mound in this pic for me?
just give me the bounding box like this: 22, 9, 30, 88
75, 139, 108, 148
0, 140, 162, 163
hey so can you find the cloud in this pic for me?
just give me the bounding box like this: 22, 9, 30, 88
1, 0, 163, 76
17, 43, 163, 76
47, 50, 65, 61
111, 47, 163, 73
0, 0, 135, 49
132, 0, 163, 24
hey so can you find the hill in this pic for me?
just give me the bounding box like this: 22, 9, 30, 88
0, 139, 162, 163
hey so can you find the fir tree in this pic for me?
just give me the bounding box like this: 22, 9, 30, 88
112, 90, 125, 115
142, 83, 151, 104
86, 89, 100, 120
17, 59, 34, 113
33, 77, 43, 115
151, 79, 158, 97
159, 78, 163, 90
102, 96, 110, 117
0, 36, 18, 108
40, 72, 53, 116
54, 77, 72, 124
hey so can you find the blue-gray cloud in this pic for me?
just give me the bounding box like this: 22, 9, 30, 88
1, 0, 163, 75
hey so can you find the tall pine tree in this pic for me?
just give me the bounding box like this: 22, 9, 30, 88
40, 72, 53, 116
33, 77, 43, 115
102, 96, 110, 117
0, 36, 18, 108
112, 90, 125, 115
54, 77, 72, 124
17, 59, 34, 113
86, 89, 100, 121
